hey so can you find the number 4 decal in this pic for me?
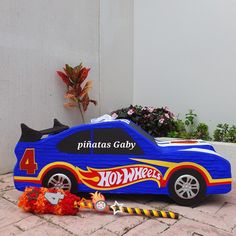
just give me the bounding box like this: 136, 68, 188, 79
19, 148, 38, 174
45, 192, 64, 205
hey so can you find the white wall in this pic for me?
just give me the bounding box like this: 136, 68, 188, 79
133, 0, 236, 132
0, 0, 100, 174
0, 0, 134, 174
100, 0, 134, 114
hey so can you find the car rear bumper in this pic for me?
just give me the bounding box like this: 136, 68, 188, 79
14, 179, 41, 191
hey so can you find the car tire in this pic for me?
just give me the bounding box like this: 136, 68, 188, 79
42, 168, 78, 194
168, 168, 206, 206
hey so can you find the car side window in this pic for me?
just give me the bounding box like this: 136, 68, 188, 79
57, 130, 91, 154
93, 128, 144, 155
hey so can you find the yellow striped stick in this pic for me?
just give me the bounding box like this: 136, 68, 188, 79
109, 205, 179, 219
77, 200, 178, 219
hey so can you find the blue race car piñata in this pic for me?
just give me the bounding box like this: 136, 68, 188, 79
14, 116, 232, 206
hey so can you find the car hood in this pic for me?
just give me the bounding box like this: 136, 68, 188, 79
155, 139, 216, 152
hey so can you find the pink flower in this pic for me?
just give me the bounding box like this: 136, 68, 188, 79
165, 113, 170, 119
111, 113, 118, 119
127, 109, 134, 116
144, 114, 151, 118
159, 118, 165, 124
170, 112, 175, 119
147, 106, 154, 113
164, 106, 170, 112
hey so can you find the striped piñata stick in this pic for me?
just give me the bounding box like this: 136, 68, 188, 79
77, 200, 179, 219
110, 205, 179, 219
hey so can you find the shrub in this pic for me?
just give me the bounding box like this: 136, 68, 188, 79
167, 119, 187, 138
112, 105, 234, 142
213, 124, 236, 143
194, 123, 211, 140
111, 105, 177, 137
168, 110, 210, 140
184, 109, 197, 136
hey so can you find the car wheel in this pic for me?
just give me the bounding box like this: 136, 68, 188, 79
42, 168, 78, 193
168, 168, 206, 206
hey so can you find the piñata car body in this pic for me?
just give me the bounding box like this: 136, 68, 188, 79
14, 118, 232, 206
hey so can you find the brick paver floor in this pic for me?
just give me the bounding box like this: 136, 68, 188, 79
0, 173, 235, 236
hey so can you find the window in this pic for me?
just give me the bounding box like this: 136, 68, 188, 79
128, 121, 156, 144
57, 130, 91, 154
93, 128, 144, 155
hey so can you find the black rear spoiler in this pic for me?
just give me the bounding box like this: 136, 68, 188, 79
19, 119, 69, 142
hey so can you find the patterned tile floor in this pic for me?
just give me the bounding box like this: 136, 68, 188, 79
0, 173, 235, 236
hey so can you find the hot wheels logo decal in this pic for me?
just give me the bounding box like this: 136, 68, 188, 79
76, 165, 163, 190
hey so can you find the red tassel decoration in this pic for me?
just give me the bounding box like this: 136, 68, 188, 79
18, 187, 80, 215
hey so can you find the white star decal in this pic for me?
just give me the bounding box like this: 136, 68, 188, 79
110, 201, 123, 215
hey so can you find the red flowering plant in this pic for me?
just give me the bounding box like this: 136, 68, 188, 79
111, 105, 177, 137
57, 63, 97, 123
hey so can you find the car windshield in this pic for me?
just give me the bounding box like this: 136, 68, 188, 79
128, 121, 156, 144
